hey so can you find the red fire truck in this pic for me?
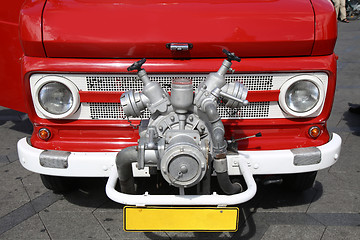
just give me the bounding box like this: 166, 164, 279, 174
0, 0, 341, 231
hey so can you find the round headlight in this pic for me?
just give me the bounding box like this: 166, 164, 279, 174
285, 80, 319, 113
33, 76, 80, 119
38, 82, 73, 115
279, 75, 325, 117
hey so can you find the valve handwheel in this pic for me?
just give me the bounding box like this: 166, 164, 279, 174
222, 49, 241, 62
127, 58, 146, 72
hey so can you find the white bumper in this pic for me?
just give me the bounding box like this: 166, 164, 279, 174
17, 138, 117, 177
227, 133, 341, 176
17, 133, 341, 177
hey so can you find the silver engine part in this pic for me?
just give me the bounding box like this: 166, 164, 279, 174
118, 50, 248, 194
161, 130, 207, 188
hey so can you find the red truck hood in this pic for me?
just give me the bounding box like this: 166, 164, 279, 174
42, 0, 315, 58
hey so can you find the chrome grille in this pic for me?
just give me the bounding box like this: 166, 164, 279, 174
86, 74, 273, 92
220, 102, 270, 119
88, 102, 270, 120
86, 76, 124, 91
85, 74, 274, 120
89, 102, 126, 120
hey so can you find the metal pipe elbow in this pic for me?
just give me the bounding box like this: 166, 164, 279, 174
115, 146, 138, 194
202, 100, 227, 154
203, 101, 220, 123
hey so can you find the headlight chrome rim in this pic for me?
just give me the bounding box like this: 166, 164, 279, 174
279, 75, 325, 117
33, 76, 80, 119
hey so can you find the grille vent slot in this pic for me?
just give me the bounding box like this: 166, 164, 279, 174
86, 74, 274, 92
89, 102, 126, 120
88, 102, 270, 120
85, 74, 273, 120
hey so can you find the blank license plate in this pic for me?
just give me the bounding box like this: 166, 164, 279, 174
124, 206, 239, 232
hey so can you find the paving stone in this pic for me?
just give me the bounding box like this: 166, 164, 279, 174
0, 178, 30, 218
307, 172, 360, 214
330, 133, 360, 175
330, 88, 360, 113
336, 48, 360, 63
255, 185, 317, 213
0, 214, 49, 240
30, 191, 63, 213
337, 62, 360, 73
260, 225, 325, 240
0, 121, 31, 156
333, 68, 360, 86
0, 189, 61, 235
321, 226, 360, 240
44, 178, 110, 213
252, 212, 323, 226
0, 155, 9, 167
7, 151, 19, 163
0, 202, 36, 235
324, 88, 359, 137
166, 231, 232, 240
39, 210, 110, 240
308, 213, 360, 227
0, 196, 29, 220
232, 216, 269, 240
0, 160, 33, 182
238, 185, 268, 214
337, 112, 360, 134
22, 173, 49, 200
44, 192, 107, 213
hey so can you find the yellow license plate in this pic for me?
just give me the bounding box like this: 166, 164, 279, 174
123, 206, 239, 232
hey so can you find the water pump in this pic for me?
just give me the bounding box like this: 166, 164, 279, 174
117, 49, 248, 195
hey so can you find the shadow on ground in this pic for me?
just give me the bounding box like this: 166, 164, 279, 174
59, 176, 323, 240
344, 103, 360, 136
0, 109, 33, 135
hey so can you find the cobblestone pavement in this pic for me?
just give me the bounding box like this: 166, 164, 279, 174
0, 21, 359, 240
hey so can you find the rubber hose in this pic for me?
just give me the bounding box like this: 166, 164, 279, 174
216, 171, 242, 194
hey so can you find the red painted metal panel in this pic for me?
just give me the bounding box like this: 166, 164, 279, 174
246, 90, 280, 102
79, 90, 280, 103
310, 0, 338, 56
0, 0, 24, 23
0, 0, 27, 112
79, 91, 122, 103
22, 55, 336, 75
30, 123, 329, 152
19, 0, 47, 57
42, 0, 315, 58
22, 55, 337, 152
0, 0, 338, 154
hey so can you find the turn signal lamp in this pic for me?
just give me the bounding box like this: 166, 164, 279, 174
308, 126, 321, 139
38, 128, 51, 140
